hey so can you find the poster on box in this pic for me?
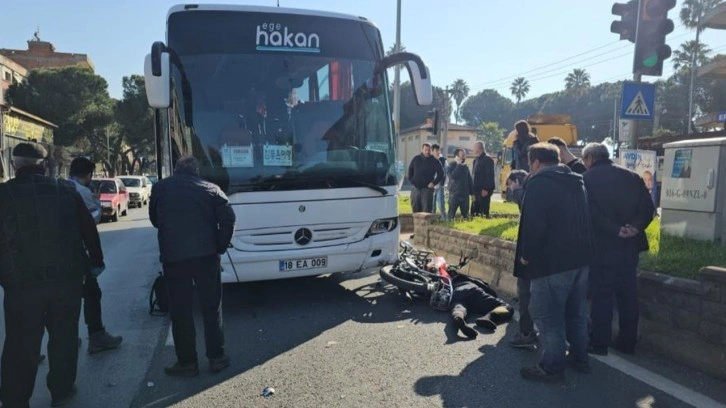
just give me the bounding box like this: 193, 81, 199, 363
619, 149, 657, 198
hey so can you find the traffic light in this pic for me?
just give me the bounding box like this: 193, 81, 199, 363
611, 1, 638, 42
634, 0, 676, 76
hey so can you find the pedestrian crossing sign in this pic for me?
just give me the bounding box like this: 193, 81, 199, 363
621, 82, 655, 121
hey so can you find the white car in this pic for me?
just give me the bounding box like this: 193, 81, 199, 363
118, 176, 151, 208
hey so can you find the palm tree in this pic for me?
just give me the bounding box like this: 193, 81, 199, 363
672, 40, 712, 72
386, 43, 406, 56
509, 77, 530, 106
450, 79, 470, 124
680, 0, 721, 133
564, 68, 591, 96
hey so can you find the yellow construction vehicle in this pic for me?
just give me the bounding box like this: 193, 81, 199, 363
498, 114, 578, 199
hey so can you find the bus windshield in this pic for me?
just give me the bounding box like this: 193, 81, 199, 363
166, 11, 394, 193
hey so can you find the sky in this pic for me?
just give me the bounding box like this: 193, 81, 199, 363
2, 0, 726, 102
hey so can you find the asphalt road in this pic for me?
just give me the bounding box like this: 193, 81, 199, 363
1, 207, 725, 407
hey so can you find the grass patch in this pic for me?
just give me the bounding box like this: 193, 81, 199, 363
640, 219, 726, 279
397, 194, 519, 216
439, 215, 725, 280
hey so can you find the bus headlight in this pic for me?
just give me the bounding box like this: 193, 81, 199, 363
366, 217, 398, 236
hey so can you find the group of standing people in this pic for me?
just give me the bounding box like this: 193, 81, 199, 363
407, 141, 495, 220
504, 135, 654, 382
0, 144, 235, 407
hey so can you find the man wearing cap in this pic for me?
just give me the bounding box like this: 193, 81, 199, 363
0, 143, 105, 407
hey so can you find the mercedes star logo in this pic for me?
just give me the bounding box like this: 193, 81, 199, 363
299, 205, 306, 213
294, 228, 313, 245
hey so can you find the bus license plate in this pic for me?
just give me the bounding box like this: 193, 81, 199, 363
279, 257, 327, 272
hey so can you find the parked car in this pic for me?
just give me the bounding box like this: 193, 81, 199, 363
118, 175, 151, 208
89, 178, 130, 222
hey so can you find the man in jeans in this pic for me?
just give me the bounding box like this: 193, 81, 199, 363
150, 156, 236, 376
431, 144, 447, 218
407, 143, 443, 213
514, 143, 593, 382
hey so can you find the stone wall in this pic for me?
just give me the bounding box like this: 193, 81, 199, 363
399, 214, 414, 234
412, 213, 726, 380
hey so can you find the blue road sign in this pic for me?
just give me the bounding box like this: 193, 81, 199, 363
621, 81, 656, 121
717, 111, 726, 122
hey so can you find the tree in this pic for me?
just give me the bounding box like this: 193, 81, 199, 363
450, 78, 470, 124
478, 122, 506, 154
6, 66, 114, 147
672, 40, 711, 72
460, 89, 516, 130
564, 69, 591, 95
680, 0, 721, 133
115, 75, 154, 174
509, 77, 530, 106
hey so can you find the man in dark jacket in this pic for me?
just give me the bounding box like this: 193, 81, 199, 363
514, 143, 593, 382
149, 156, 236, 377
446, 148, 472, 219
0, 143, 104, 407
582, 143, 655, 356
437, 272, 513, 339
407, 143, 443, 213
547, 137, 587, 174
471, 141, 495, 218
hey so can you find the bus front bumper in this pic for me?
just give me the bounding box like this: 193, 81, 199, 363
219, 230, 399, 283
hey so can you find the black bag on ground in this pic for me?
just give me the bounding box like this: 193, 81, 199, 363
149, 271, 169, 315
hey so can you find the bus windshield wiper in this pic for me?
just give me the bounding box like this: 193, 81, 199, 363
332, 176, 388, 195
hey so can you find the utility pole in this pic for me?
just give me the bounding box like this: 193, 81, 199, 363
441, 86, 450, 159
631, 72, 641, 150
687, 17, 701, 135
613, 97, 619, 158
393, 0, 402, 164
106, 132, 110, 176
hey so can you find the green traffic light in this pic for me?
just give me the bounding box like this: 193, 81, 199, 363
642, 52, 658, 68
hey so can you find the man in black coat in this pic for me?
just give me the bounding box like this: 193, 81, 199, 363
150, 156, 236, 377
446, 148, 472, 219
582, 143, 655, 356
514, 143, 593, 382
471, 141, 495, 218
0, 143, 104, 407
407, 143, 443, 213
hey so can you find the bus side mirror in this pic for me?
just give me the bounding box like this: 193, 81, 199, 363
377, 52, 433, 106
144, 41, 170, 109
405, 58, 432, 106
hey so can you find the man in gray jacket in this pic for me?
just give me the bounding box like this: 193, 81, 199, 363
149, 156, 236, 377
68, 157, 123, 354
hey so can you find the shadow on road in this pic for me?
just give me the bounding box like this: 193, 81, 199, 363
413, 323, 691, 408
129, 270, 455, 407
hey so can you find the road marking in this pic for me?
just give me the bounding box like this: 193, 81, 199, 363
509, 314, 725, 408
165, 326, 174, 346
591, 353, 726, 408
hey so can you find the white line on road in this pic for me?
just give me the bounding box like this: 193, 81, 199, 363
591, 353, 726, 408
509, 313, 725, 408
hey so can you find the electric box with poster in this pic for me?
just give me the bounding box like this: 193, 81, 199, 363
660, 137, 726, 243
618, 149, 658, 205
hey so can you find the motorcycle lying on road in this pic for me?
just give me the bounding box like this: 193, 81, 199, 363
378, 240, 470, 300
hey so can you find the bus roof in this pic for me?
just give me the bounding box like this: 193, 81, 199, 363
167, 4, 377, 28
